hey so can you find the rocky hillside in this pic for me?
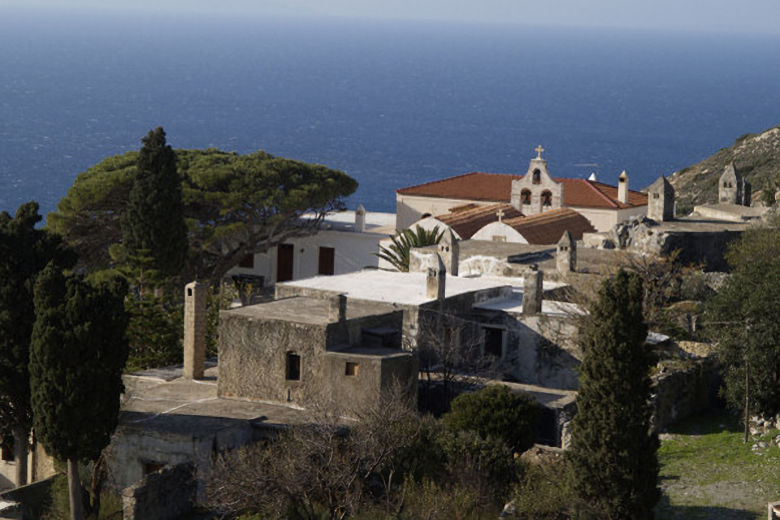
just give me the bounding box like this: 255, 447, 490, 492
667, 125, 780, 214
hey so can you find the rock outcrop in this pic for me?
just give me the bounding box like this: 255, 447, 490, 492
668, 125, 780, 214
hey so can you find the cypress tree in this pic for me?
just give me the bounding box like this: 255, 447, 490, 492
0, 202, 75, 486
30, 264, 129, 520
567, 269, 660, 519
122, 127, 187, 279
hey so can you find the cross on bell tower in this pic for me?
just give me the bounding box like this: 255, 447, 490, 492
534, 144, 545, 159
496, 208, 505, 223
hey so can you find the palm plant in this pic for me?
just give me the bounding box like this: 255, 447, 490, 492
376, 225, 445, 272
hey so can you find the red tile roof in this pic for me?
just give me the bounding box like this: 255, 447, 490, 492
397, 172, 647, 209
503, 208, 596, 245
434, 203, 522, 239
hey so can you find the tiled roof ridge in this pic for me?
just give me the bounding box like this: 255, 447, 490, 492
396, 171, 518, 194
503, 208, 577, 227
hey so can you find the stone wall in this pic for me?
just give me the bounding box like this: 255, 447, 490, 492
652, 358, 720, 431
122, 463, 196, 520
0, 475, 56, 520
508, 314, 582, 390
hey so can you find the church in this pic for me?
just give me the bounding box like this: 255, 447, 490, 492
396, 146, 648, 233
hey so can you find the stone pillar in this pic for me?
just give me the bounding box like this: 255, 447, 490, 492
426, 254, 446, 301
328, 293, 347, 322
355, 204, 366, 233
556, 231, 576, 274
522, 266, 543, 315
617, 170, 628, 204
183, 281, 207, 380
438, 228, 459, 276
510, 179, 522, 210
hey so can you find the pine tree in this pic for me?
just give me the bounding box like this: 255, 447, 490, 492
30, 264, 129, 520
0, 202, 75, 486
567, 269, 660, 519
122, 127, 187, 279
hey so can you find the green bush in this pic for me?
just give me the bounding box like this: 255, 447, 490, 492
511, 457, 574, 519
443, 385, 539, 453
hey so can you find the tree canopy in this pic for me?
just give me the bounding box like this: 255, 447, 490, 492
707, 217, 780, 417
48, 147, 358, 284
567, 269, 659, 519
0, 202, 75, 485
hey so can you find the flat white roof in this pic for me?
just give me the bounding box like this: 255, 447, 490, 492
474, 296, 585, 317
282, 270, 514, 306
301, 210, 396, 235
282, 269, 566, 307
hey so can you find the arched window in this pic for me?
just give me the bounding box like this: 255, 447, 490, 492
532, 169, 541, 185
541, 190, 552, 207
521, 189, 531, 205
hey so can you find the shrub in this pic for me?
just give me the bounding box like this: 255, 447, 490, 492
443, 385, 539, 453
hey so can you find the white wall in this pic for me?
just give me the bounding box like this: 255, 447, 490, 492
570, 205, 647, 232
227, 229, 387, 286
471, 221, 529, 243
396, 194, 494, 229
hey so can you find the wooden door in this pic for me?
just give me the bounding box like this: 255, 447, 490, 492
318, 247, 335, 275
276, 244, 294, 282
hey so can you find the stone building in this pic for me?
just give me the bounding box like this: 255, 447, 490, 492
647, 175, 675, 221
227, 207, 396, 289
218, 293, 417, 411
719, 163, 751, 206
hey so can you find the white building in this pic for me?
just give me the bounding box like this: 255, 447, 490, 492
395, 148, 648, 232
227, 207, 396, 287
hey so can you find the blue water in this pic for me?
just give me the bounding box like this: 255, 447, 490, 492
2, 8, 780, 216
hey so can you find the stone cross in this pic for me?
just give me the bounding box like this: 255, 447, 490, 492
534, 144, 544, 159
496, 208, 505, 222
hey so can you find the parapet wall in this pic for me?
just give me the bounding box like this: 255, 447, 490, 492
122, 463, 196, 520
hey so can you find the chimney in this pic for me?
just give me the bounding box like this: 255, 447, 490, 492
183, 281, 207, 379
522, 266, 543, 315
426, 254, 446, 301
510, 179, 522, 210
328, 293, 347, 322
556, 231, 576, 274
355, 204, 366, 233
438, 228, 459, 276
618, 170, 628, 204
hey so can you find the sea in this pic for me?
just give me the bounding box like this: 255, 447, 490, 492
2, 7, 780, 217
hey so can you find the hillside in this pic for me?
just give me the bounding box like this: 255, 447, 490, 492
667, 126, 780, 214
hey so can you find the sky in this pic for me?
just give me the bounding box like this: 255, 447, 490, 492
3, 0, 780, 35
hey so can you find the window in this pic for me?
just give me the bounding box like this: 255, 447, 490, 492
521, 189, 531, 205
143, 461, 164, 475
239, 254, 254, 269
653, 193, 660, 199
483, 327, 504, 357
532, 169, 541, 184
286, 352, 301, 381
0, 437, 13, 462
345, 362, 359, 376
541, 190, 552, 207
